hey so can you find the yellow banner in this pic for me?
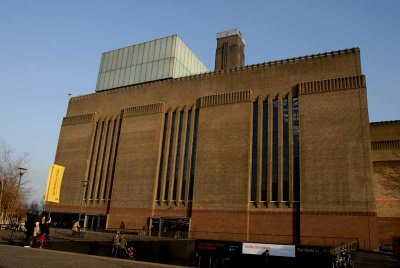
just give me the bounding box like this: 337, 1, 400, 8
45, 164, 65, 203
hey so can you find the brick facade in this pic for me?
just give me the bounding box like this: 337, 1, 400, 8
48, 32, 399, 250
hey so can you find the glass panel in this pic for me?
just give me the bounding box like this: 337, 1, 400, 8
148, 40, 155, 62
157, 59, 164, 80
111, 51, 118, 71
121, 48, 128, 68
128, 66, 136, 84
104, 72, 111, 89
145, 62, 152, 81
100, 53, 106, 73
139, 63, 147, 83
114, 69, 121, 87
109, 71, 116, 88
134, 64, 141, 84
132, 45, 139, 66
137, 44, 144, 64
143, 42, 150, 63
163, 58, 170, 77
124, 67, 131, 85
98, 73, 105, 91
117, 49, 123, 69
126, 46, 134, 67
105, 52, 113, 72
151, 60, 159, 81
154, 39, 161, 61
118, 67, 125, 87
165, 36, 173, 58
159, 38, 167, 59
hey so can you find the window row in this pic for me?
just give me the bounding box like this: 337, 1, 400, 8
251, 97, 300, 204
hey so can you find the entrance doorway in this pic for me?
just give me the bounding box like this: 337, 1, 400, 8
149, 217, 190, 238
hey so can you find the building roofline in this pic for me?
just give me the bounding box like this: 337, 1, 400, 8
71, 47, 360, 102
370, 120, 400, 126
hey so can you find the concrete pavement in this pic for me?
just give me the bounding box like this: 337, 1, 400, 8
0, 244, 189, 268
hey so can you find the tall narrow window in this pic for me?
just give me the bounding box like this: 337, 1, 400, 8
181, 110, 192, 201
282, 98, 289, 201
261, 100, 268, 201
189, 109, 199, 201
90, 121, 104, 200
251, 101, 258, 202
173, 111, 184, 201
96, 120, 111, 200
85, 122, 99, 200
156, 113, 168, 201
272, 98, 279, 201
293, 97, 300, 201
165, 112, 176, 200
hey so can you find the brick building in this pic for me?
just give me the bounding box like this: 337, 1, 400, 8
49, 29, 400, 250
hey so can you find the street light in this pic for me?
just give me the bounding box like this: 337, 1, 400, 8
78, 180, 88, 225
14, 167, 27, 223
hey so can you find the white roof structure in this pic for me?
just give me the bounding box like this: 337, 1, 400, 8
96, 35, 210, 92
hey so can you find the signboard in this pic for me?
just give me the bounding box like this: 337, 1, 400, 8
295, 245, 332, 257
45, 164, 65, 203
196, 240, 242, 255
242, 243, 296, 258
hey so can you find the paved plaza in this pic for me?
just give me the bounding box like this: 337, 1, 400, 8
0, 244, 187, 268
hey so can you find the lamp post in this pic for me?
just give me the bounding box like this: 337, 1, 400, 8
14, 167, 27, 223
78, 180, 88, 225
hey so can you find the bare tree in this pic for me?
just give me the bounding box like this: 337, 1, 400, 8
0, 138, 30, 224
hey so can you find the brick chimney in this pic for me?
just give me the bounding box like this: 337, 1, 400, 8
215, 29, 245, 71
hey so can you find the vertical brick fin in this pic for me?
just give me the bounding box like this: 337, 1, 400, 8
123, 102, 165, 117
371, 140, 400, 150
200, 89, 252, 107
299, 75, 366, 95
62, 113, 97, 126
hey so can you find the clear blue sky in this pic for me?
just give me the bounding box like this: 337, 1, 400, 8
0, 0, 399, 202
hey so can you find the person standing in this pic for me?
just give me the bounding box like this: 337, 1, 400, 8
111, 231, 120, 257
24, 212, 35, 247
72, 220, 80, 236
118, 234, 127, 258
32, 221, 40, 247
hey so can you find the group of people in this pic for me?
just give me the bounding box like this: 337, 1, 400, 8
24, 211, 51, 248
111, 231, 134, 259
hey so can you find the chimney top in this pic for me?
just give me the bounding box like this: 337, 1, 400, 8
216, 29, 246, 46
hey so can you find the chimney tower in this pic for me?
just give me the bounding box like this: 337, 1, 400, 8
215, 29, 245, 71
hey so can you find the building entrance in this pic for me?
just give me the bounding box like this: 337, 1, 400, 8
149, 217, 189, 238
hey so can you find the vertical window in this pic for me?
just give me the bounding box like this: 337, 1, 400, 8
272, 98, 279, 201
156, 113, 168, 201
189, 109, 199, 201
85, 122, 99, 200
173, 111, 184, 201
97, 120, 111, 200
181, 110, 192, 200
261, 100, 268, 201
293, 97, 300, 201
251, 101, 258, 202
282, 98, 289, 201
165, 112, 176, 200
90, 121, 104, 200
